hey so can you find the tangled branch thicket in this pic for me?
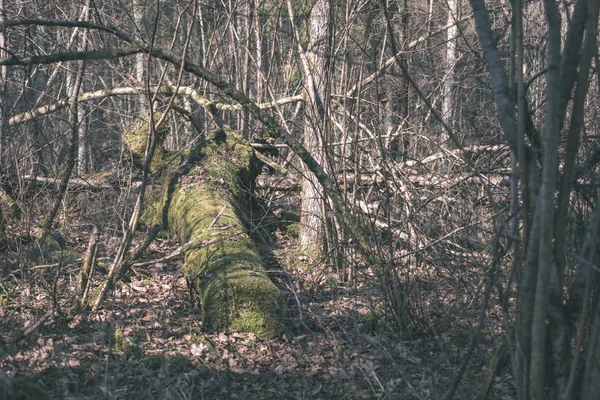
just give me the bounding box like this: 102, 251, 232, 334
1, 0, 600, 398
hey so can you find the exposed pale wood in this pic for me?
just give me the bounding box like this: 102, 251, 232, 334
8, 86, 304, 127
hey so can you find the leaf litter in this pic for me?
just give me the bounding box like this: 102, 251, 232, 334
0, 229, 514, 399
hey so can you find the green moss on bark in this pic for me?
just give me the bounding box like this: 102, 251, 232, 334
144, 126, 284, 338
122, 113, 171, 173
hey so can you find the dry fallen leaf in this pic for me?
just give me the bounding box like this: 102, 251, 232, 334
190, 343, 208, 356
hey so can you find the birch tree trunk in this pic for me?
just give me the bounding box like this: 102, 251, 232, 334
297, 0, 331, 259
133, 0, 147, 116
441, 0, 457, 144
75, 3, 90, 174
253, 0, 263, 102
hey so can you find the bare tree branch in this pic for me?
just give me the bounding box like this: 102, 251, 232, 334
8, 85, 304, 126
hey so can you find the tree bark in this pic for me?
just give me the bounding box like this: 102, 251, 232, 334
528, 2, 560, 397
292, 0, 332, 259
133, 0, 147, 116
145, 127, 285, 338
441, 0, 457, 144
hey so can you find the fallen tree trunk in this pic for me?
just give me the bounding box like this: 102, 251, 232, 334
144, 127, 284, 338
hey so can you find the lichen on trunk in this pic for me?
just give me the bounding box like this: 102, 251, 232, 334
143, 125, 284, 338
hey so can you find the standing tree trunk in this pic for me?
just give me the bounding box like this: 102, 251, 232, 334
470, 0, 600, 397
75, 3, 90, 174
288, 0, 332, 259
253, 0, 263, 103
41, 0, 89, 234
241, 0, 252, 139
528, 2, 561, 397
133, 0, 147, 116
441, 0, 457, 144
383, 0, 411, 161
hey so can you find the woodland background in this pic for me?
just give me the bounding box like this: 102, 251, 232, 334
0, 0, 599, 399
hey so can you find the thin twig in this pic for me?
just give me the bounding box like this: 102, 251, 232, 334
11, 308, 54, 344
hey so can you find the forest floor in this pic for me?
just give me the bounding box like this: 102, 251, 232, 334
0, 199, 515, 399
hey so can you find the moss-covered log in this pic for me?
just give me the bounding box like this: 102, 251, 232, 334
122, 113, 171, 173
142, 125, 284, 338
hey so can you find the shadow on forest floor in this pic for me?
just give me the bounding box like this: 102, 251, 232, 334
0, 207, 514, 399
